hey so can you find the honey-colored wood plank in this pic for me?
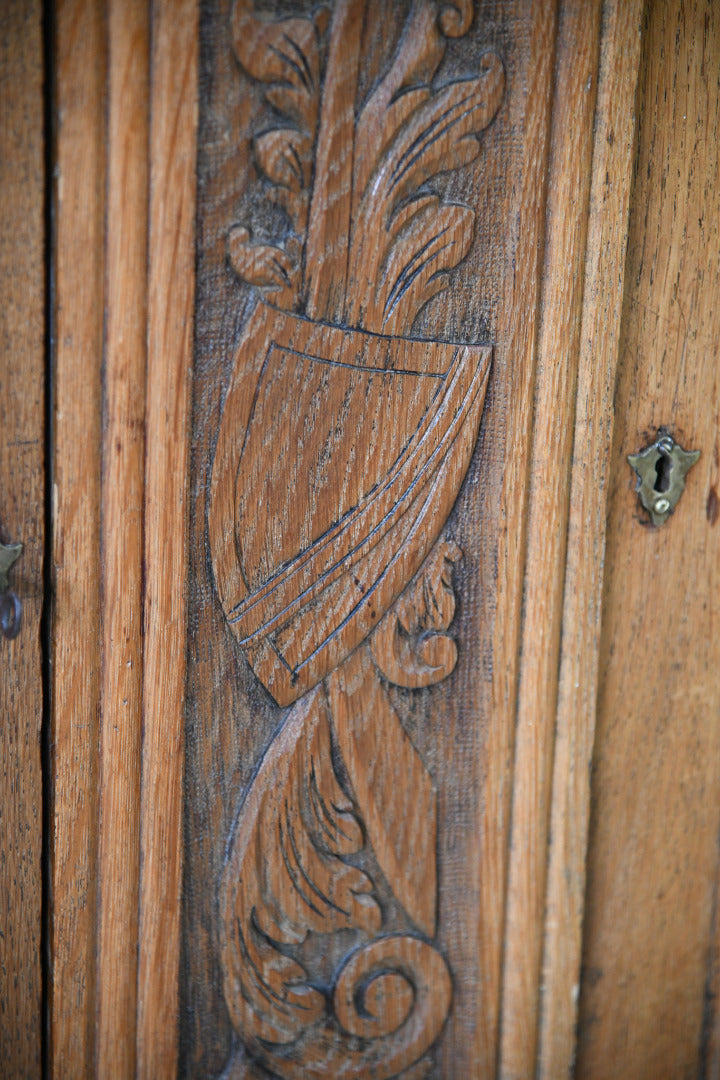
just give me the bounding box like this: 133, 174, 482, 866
49, 1, 105, 1074
536, 1, 645, 1075
498, 2, 602, 1074
136, 1, 197, 1075
96, 0, 149, 1072
0, 2, 45, 1074
470, 0, 558, 1071
576, 2, 720, 1076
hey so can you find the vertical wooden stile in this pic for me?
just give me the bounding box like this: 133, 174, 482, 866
0, 2, 45, 1075
577, 3, 720, 1076
498, 1, 602, 1075
136, 1, 198, 1076
536, 0, 644, 1074
466, 0, 558, 1073
50, 0, 106, 1074
96, 0, 149, 1072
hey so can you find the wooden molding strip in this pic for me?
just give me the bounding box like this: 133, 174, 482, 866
96, 0, 149, 1073
0, 2, 45, 1075
50, 0, 106, 1074
53, 2, 197, 1072
498, 2, 603, 1075
472, 0, 559, 1072
136, 1, 198, 1076
536, 0, 645, 1075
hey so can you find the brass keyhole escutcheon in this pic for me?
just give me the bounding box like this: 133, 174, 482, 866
628, 429, 700, 526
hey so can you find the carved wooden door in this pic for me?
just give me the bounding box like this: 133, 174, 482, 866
2, 1, 720, 1078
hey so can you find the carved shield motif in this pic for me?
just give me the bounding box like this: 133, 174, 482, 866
210, 300, 491, 704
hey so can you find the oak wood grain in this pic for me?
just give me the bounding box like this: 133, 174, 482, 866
537, 0, 645, 1074
183, 4, 563, 1077
471, 0, 558, 1071
577, 2, 720, 1076
34, 1, 720, 1075
499, 2, 602, 1074
96, 0, 149, 1071
49, 1, 105, 1073
0, 2, 45, 1074
136, 2, 198, 1075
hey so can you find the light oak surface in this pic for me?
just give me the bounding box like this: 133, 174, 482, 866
50, 1, 105, 1073
577, 1, 720, 1076
2, 1, 720, 1077
95, 1, 149, 1072
499, 2, 602, 1072
537, 1, 645, 1074
136, 2, 197, 1075
50, 3, 198, 1078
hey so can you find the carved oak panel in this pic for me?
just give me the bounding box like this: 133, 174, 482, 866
30, 0, 720, 1075
183, 2, 531, 1076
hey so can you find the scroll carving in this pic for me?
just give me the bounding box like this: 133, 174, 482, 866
210, 2, 504, 1076
219, 554, 458, 1079
371, 540, 462, 689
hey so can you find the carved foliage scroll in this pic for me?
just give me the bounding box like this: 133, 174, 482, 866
219, 548, 460, 1079
210, 2, 504, 1076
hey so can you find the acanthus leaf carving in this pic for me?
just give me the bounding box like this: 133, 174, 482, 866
254, 129, 313, 194
219, 546, 460, 1079
211, 2, 504, 1076
227, 226, 297, 302
230, 1, 324, 129
371, 538, 462, 688
327, 644, 439, 937
219, 683, 381, 1049
227, 0, 504, 334
347, 50, 504, 330
228, 1, 324, 311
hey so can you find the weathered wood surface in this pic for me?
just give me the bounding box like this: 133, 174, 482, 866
49, 2, 197, 1078
13, 0, 720, 1075
475, 1, 557, 1070
0, 2, 45, 1075
95, 1, 149, 1072
184, 2, 559, 1076
49, 0, 105, 1073
136, 2, 197, 1077
536, 0, 644, 1074
499, 1, 603, 1071
577, 1, 720, 1077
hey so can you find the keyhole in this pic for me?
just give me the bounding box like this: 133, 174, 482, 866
654, 452, 672, 493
